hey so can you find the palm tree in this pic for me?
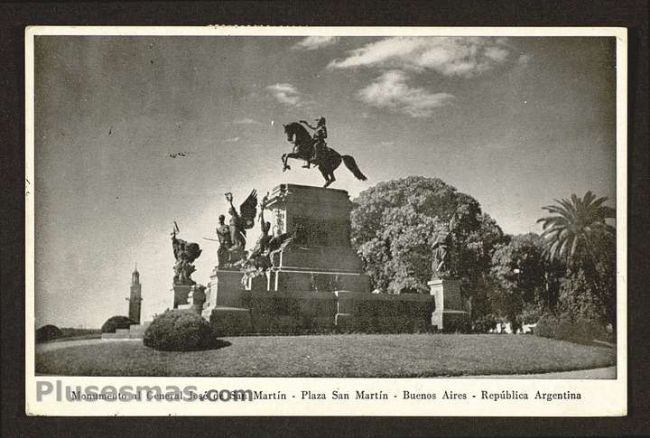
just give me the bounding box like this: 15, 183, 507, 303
537, 191, 615, 267
538, 191, 616, 327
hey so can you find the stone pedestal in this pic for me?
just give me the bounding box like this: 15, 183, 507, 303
191, 285, 206, 315
428, 278, 469, 331
202, 269, 246, 319
334, 290, 435, 332
264, 183, 371, 291
172, 284, 192, 309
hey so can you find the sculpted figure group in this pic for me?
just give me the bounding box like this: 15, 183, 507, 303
216, 190, 257, 268
215, 191, 294, 281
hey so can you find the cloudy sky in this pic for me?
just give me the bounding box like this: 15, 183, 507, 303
33, 34, 617, 328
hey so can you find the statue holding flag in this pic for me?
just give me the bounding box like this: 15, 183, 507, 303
171, 221, 202, 285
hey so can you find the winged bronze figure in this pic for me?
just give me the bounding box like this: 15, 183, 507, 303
225, 190, 258, 251
236, 193, 295, 285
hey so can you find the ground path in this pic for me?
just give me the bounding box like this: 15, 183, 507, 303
457, 366, 616, 379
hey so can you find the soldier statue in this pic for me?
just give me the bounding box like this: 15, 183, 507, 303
431, 230, 451, 279
431, 215, 457, 280
216, 214, 233, 268
171, 223, 202, 285
299, 116, 328, 167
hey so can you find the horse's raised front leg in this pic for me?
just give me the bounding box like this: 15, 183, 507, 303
281, 153, 291, 171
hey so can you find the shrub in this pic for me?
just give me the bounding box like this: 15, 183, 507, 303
442, 312, 472, 333
144, 310, 217, 351
534, 313, 613, 345
472, 314, 498, 333
35, 324, 62, 342
101, 315, 135, 333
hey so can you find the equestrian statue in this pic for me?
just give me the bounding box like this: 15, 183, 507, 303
282, 117, 367, 188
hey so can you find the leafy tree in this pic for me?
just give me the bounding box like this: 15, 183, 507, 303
537, 192, 616, 326
351, 177, 505, 317
488, 233, 562, 332
537, 191, 615, 266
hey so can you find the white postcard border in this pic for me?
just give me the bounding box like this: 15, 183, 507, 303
25, 25, 628, 417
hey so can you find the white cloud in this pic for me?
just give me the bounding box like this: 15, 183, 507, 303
329, 37, 512, 78
266, 83, 311, 107
293, 36, 339, 50
232, 118, 263, 126
358, 70, 454, 118
224, 136, 240, 143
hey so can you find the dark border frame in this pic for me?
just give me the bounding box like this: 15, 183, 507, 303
2, 1, 648, 436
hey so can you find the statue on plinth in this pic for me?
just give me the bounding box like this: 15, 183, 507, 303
171, 222, 202, 285
225, 190, 258, 255
431, 215, 457, 280
216, 214, 233, 268
248, 193, 273, 260
281, 119, 367, 188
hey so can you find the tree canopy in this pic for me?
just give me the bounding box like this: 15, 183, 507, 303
488, 233, 563, 331
351, 176, 505, 301
537, 191, 615, 267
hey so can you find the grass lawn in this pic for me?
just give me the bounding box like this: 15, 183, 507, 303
35, 334, 615, 377
39, 333, 102, 344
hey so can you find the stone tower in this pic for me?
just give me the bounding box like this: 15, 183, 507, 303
128, 265, 142, 324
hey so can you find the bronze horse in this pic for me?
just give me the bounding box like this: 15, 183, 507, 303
282, 122, 367, 188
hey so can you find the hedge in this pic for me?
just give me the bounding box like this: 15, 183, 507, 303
144, 309, 217, 351
534, 314, 613, 345
36, 324, 63, 342
101, 315, 135, 333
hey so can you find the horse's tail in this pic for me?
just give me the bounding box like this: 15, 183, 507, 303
342, 155, 367, 181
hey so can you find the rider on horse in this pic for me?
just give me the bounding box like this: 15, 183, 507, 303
299, 117, 328, 167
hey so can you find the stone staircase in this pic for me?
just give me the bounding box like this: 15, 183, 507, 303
101, 321, 151, 340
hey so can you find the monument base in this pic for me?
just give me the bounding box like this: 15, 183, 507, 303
428, 278, 470, 332
209, 306, 253, 336
202, 269, 247, 318
200, 184, 441, 334
172, 284, 192, 309
267, 269, 370, 293
206, 288, 435, 336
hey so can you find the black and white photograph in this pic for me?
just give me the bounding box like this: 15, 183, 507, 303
25, 26, 627, 416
